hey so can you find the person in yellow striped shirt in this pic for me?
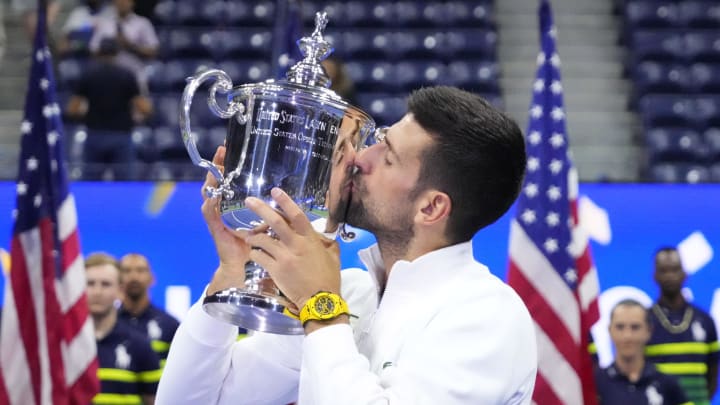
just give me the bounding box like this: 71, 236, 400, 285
647, 247, 719, 405
86, 252, 161, 405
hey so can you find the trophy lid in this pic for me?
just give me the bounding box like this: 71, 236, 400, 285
285, 12, 333, 89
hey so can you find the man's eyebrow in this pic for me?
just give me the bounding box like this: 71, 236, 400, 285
384, 132, 401, 162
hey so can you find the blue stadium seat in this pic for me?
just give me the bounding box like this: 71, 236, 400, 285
680, 2, 720, 29
345, 61, 396, 92
392, 31, 424, 59
154, 126, 194, 161
633, 62, 690, 99
625, 2, 680, 29
161, 28, 212, 60
356, 93, 406, 127
198, 126, 228, 158
645, 128, 706, 163
442, 30, 497, 60
225, 0, 275, 27
342, 2, 380, 27
131, 126, 157, 163
447, 60, 500, 94
694, 96, 720, 129
685, 32, 720, 63
649, 162, 710, 183
175, 0, 225, 27
710, 162, 720, 182
704, 128, 720, 162
690, 63, 720, 93
630, 30, 684, 63
152, 0, 176, 26
152, 96, 180, 128
395, 60, 448, 91
218, 60, 271, 84
394, 1, 426, 27
162, 59, 216, 92
445, 1, 495, 28
639, 95, 694, 128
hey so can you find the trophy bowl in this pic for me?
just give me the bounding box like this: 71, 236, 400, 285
180, 12, 376, 334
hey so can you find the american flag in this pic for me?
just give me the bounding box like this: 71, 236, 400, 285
506, 1, 600, 404
0, 5, 99, 405
271, 0, 304, 78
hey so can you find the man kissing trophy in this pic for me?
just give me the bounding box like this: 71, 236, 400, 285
179, 12, 376, 335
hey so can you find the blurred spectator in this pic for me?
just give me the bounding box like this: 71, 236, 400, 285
85, 252, 161, 405
647, 246, 719, 405
118, 253, 180, 368
595, 299, 690, 405
322, 55, 358, 106
10, 0, 62, 42
57, 0, 110, 58
90, 0, 159, 92
65, 38, 152, 180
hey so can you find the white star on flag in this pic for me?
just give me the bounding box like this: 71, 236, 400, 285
550, 133, 565, 148
551, 107, 565, 121
33, 194, 42, 208
527, 157, 540, 172
40, 78, 49, 90
546, 212, 560, 227
536, 52, 546, 66
47, 131, 59, 146
530, 105, 543, 118
27, 157, 39, 171
550, 53, 561, 67
17, 182, 28, 195
544, 238, 559, 253
564, 269, 578, 283
550, 81, 563, 94
547, 185, 562, 201
521, 209, 537, 224
528, 131, 542, 145
525, 183, 539, 198
533, 79, 545, 92
21, 120, 32, 134
549, 159, 563, 174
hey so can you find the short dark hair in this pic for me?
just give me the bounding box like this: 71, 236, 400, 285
610, 299, 651, 327
407, 86, 526, 243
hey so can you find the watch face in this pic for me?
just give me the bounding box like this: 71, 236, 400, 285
314, 295, 336, 317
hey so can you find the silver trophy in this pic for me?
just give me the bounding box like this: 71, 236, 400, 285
180, 12, 376, 334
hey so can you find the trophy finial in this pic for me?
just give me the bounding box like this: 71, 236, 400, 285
286, 12, 333, 88
312, 12, 328, 38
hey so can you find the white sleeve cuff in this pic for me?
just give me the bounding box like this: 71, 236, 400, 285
182, 295, 239, 348
302, 323, 358, 362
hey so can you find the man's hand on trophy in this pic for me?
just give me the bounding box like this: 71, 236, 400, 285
202, 146, 252, 295
244, 188, 342, 313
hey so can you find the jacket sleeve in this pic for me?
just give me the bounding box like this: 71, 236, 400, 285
298, 288, 537, 405
155, 297, 303, 405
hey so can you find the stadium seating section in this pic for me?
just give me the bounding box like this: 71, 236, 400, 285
621, 0, 720, 182
58, 0, 500, 181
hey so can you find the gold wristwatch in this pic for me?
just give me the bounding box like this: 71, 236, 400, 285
299, 291, 349, 326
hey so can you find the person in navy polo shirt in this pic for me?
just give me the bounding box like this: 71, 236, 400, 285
595, 299, 690, 405
118, 253, 179, 368
86, 252, 161, 405
647, 247, 719, 405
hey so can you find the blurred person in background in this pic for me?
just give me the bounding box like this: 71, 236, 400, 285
10, 0, 62, 42
118, 253, 180, 368
57, 0, 110, 58
85, 252, 161, 405
595, 299, 690, 405
647, 247, 719, 405
89, 0, 158, 92
65, 37, 152, 180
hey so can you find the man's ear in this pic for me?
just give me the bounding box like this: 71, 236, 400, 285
416, 191, 451, 225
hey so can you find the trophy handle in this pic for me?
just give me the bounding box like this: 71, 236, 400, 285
180, 68, 246, 199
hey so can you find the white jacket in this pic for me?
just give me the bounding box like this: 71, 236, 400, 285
156, 242, 537, 404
